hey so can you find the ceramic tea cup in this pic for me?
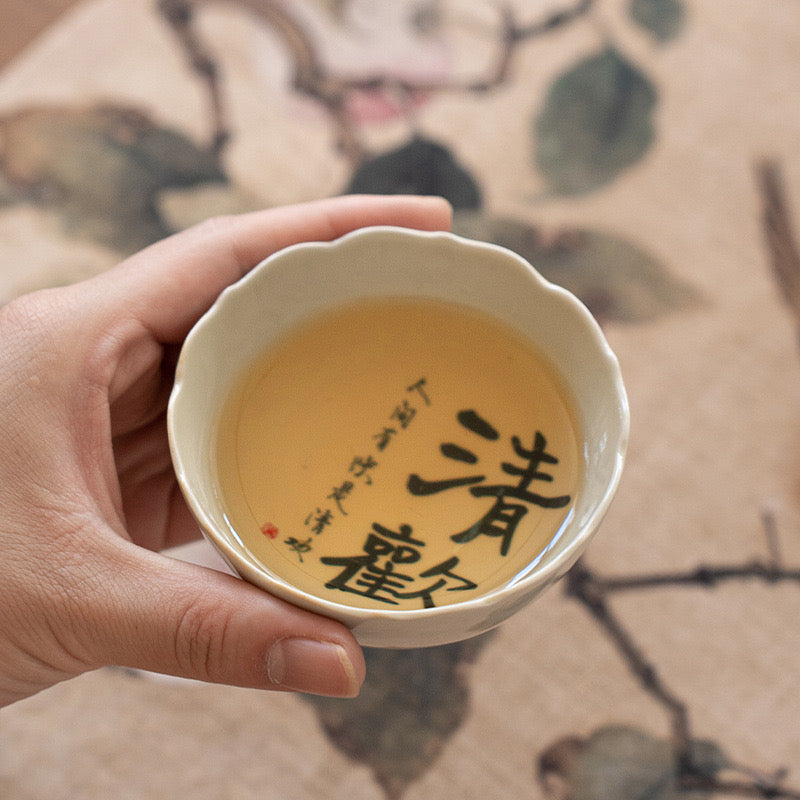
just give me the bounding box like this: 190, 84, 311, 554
167, 226, 629, 648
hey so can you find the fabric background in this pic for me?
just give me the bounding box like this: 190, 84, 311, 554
1, 2, 800, 798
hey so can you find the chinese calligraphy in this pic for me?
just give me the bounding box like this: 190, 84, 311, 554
304, 507, 334, 535
327, 481, 354, 515
284, 536, 313, 562
281, 401, 572, 609
293, 378, 430, 550
321, 523, 477, 607
320, 410, 572, 609
349, 455, 378, 484
218, 296, 582, 614
408, 410, 571, 557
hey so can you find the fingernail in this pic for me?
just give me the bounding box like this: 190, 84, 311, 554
267, 638, 360, 698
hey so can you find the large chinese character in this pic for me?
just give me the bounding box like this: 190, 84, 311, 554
321, 524, 478, 609
407, 410, 571, 556
321, 523, 425, 606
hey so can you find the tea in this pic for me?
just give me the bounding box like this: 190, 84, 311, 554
214, 297, 582, 611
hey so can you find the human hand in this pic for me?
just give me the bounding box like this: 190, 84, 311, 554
0, 195, 452, 708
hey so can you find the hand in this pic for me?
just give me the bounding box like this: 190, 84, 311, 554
0, 195, 452, 707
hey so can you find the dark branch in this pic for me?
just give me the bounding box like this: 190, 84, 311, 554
565, 560, 694, 771
564, 510, 800, 797
578, 510, 800, 593
680, 774, 800, 799
157, 0, 597, 165
158, 0, 229, 155
594, 560, 800, 592
756, 159, 800, 348
511, 0, 595, 40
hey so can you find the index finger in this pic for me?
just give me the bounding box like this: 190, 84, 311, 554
102, 195, 452, 342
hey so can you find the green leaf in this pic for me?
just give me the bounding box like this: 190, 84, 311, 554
686, 738, 730, 781
629, 0, 686, 42
302, 634, 493, 800
344, 136, 482, 210
452, 213, 701, 324
0, 104, 226, 253
573, 726, 719, 800
534, 48, 657, 196
572, 726, 676, 800
539, 726, 727, 800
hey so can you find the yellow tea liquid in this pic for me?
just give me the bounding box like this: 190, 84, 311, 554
215, 297, 582, 611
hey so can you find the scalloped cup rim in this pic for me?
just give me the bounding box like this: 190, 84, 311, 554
168, 225, 629, 648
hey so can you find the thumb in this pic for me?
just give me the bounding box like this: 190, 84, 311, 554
87, 543, 365, 697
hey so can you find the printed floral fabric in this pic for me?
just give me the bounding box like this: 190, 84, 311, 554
1, 2, 799, 798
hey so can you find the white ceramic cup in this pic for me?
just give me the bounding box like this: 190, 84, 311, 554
167, 226, 629, 648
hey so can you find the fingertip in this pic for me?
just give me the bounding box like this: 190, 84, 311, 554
377, 193, 453, 229
416, 194, 453, 214
416, 195, 454, 229
266, 635, 365, 698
